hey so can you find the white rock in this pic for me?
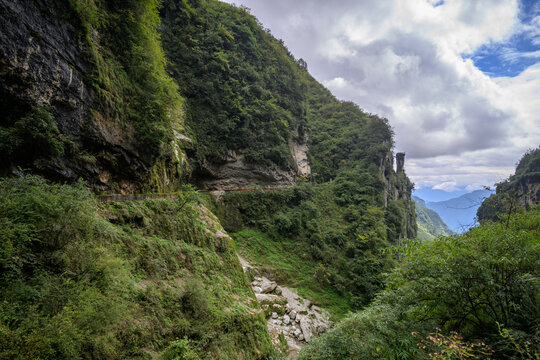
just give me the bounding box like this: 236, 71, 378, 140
300, 317, 313, 342
283, 315, 291, 325
271, 312, 278, 319
293, 329, 302, 338
298, 334, 305, 341
289, 310, 297, 320
253, 286, 262, 293
259, 278, 278, 294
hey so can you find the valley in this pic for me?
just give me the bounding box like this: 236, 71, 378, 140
0, 0, 538, 359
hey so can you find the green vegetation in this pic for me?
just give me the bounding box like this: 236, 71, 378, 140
478, 148, 540, 223
162, 0, 308, 167
0, 175, 273, 359
204, 179, 411, 313
68, 0, 185, 157
164, 0, 416, 314
413, 196, 453, 241
232, 228, 351, 318
0, 107, 67, 169
298, 208, 540, 359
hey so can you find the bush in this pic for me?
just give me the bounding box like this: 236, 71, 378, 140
299, 209, 540, 359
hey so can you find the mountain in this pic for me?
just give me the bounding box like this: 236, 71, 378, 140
413, 188, 468, 202
477, 148, 540, 222
0, 0, 417, 358
425, 189, 493, 233
413, 196, 454, 240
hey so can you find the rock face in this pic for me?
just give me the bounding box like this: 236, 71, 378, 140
0, 0, 187, 192
379, 152, 417, 240
195, 151, 296, 191
238, 256, 332, 359
194, 129, 311, 191
290, 129, 311, 178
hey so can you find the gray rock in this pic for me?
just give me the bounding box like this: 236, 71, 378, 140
289, 310, 297, 320
283, 315, 291, 325
271, 312, 278, 319
0, 0, 189, 191
255, 293, 287, 303
299, 317, 313, 342
317, 323, 329, 334
253, 286, 262, 293
259, 278, 278, 294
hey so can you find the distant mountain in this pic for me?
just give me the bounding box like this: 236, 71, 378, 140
426, 189, 494, 233
413, 196, 454, 241
413, 188, 468, 202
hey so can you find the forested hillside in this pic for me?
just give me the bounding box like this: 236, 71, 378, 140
299, 151, 540, 359
0, 176, 274, 359
159, 0, 416, 313
0, 0, 428, 358
478, 148, 540, 222
413, 196, 453, 241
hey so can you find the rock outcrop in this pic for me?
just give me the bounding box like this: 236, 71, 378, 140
379, 152, 417, 240
194, 151, 297, 191
194, 133, 312, 191
0, 0, 188, 192
290, 129, 311, 178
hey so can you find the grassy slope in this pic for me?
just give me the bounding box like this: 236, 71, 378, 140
233, 228, 351, 319
0, 176, 273, 360
413, 196, 453, 241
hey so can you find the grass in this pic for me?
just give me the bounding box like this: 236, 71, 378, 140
0, 176, 274, 359
232, 228, 351, 319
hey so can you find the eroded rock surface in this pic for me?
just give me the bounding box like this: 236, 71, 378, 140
0, 0, 188, 192
195, 151, 296, 191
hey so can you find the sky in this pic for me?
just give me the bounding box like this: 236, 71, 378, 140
221, 0, 540, 193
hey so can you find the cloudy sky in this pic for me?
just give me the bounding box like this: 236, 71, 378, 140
222, 0, 540, 192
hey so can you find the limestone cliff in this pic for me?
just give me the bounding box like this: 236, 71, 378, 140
380, 152, 417, 241
0, 0, 189, 193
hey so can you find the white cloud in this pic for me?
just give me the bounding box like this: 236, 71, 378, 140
221, 0, 539, 190
433, 181, 459, 192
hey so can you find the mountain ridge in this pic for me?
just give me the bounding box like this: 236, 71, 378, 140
425, 189, 493, 233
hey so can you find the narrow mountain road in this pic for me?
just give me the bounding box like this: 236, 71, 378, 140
96, 187, 282, 203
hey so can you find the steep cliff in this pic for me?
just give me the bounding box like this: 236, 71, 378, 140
1, 0, 419, 356
413, 195, 454, 241
477, 148, 540, 222
0, 0, 189, 193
